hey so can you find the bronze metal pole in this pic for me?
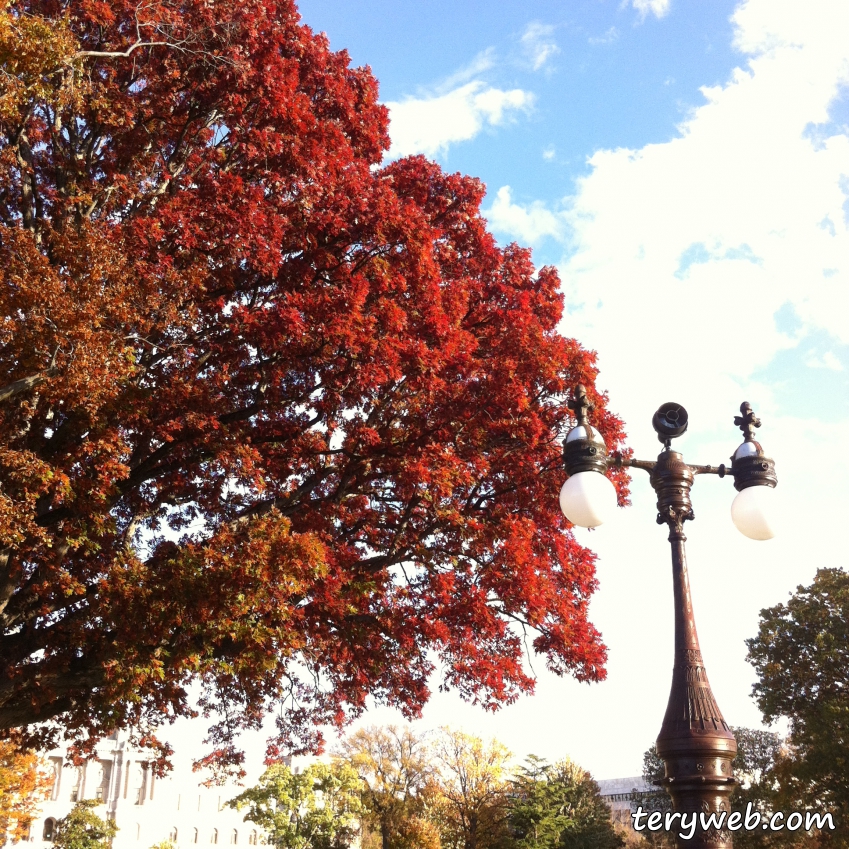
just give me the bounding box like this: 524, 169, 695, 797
623, 449, 737, 847
656, 515, 737, 847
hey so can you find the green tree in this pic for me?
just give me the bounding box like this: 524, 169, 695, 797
747, 568, 849, 845
53, 801, 118, 849
229, 761, 361, 849
631, 745, 673, 849
637, 730, 801, 849
508, 756, 623, 849
638, 728, 827, 848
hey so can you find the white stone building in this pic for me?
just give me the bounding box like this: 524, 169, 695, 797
12, 731, 270, 849
596, 775, 654, 830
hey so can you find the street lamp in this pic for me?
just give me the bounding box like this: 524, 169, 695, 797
560, 386, 778, 848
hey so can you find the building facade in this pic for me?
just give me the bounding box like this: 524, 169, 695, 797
12, 732, 268, 849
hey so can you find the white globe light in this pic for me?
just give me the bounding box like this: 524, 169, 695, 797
731, 485, 777, 541
559, 472, 618, 529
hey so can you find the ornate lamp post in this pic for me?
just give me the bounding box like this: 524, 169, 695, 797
559, 386, 778, 848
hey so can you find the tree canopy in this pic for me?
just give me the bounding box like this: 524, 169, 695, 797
229, 761, 362, 849
0, 737, 53, 841
430, 728, 512, 849
747, 568, 849, 844
337, 725, 435, 849
508, 756, 622, 849
53, 800, 119, 849
0, 0, 626, 771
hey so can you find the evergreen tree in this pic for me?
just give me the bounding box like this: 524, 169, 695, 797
508, 756, 622, 849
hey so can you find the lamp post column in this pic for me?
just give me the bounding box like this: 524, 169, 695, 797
651, 449, 737, 848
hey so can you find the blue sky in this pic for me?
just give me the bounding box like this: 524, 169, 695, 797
299, 0, 742, 264
162, 0, 849, 783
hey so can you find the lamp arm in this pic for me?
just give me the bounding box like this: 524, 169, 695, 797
612, 456, 732, 478
691, 463, 732, 477
611, 456, 655, 474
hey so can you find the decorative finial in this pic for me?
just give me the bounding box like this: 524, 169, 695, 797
734, 402, 761, 442
568, 384, 592, 426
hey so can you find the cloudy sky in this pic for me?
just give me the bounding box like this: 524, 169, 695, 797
169, 0, 849, 782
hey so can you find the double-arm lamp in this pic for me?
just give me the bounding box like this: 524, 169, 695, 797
560, 386, 778, 848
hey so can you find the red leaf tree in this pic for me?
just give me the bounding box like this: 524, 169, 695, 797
0, 0, 628, 774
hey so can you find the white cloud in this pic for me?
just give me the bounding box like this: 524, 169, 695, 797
588, 27, 620, 46
521, 22, 560, 71
632, 0, 672, 20
435, 49, 497, 93
543, 145, 556, 161
805, 350, 844, 370
485, 186, 564, 244
558, 3, 849, 374
386, 82, 534, 159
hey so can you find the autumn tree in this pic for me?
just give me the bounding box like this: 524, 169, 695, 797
337, 726, 434, 849
0, 737, 53, 841
508, 756, 622, 849
53, 800, 119, 849
747, 568, 849, 844
0, 0, 627, 771
431, 728, 512, 849
229, 761, 362, 849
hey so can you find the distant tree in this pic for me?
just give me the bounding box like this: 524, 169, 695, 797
53, 800, 118, 849
431, 728, 512, 849
631, 745, 673, 849
229, 761, 361, 849
637, 729, 818, 849
337, 726, 433, 849
728, 727, 814, 849
747, 568, 849, 845
508, 756, 623, 849
0, 738, 53, 841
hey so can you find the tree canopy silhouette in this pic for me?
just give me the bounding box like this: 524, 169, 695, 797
0, 0, 627, 773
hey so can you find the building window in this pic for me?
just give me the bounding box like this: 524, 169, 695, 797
230, 829, 238, 845
43, 819, 56, 842
136, 823, 141, 841
248, 832, 257, 846
193, 828, 199, 844
49, 759, 62, 801
211, 829, 218, 845
169, 828, 178, 842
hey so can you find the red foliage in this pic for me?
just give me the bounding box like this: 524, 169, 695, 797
0, 0, 628, 775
